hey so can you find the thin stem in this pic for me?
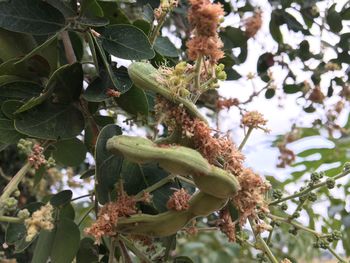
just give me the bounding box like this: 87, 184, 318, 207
249, 218, 278, 263
71, 193, 93, 202
108, 237, 117, 263
0, 216, 23, 224
238, 127, 253, 151
327, 246, 347, 263
269, 169, 350, 206
118, 239, 133, 263
192, 56, 203, 103
176, 175, 196, 187
149, 12, 168, 46
0, 162, 32, 215
119, 235, 153, 263
266, 225, 274, 245
61, 30, 77, 64
268, 214, 322, 237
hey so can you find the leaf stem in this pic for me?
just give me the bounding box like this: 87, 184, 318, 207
269, 169, 350, 206
238, 127, 253, 151
61, 30, 77, 64
108, 237, 117, 263
135, 174, 175, 200
0, 215, 23, 224
327, 246, 347, 263
0, 162, 32, 215
192, 55, 203, 103
149, 12, 168, 46
249, 218, 278, 263
119, 235, 153, 263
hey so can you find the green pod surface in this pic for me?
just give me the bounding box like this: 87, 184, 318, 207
128, 62, 208, 123
117, 210, 191, 237
106, 135, 210, 176
188, 191, 228, 216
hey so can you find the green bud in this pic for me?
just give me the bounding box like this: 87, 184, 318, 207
292, 211, 300, 219
343, 162, 350, 172
299, 195, 307, 202
18, 209, 30, 219
311, 172, 320, 182
174, 62, 187, 74
258, 212, 265, 220
308, 192, 317, 202
13, 190, 21, 198
272, 189, 283, 200
288, 227, 298, 235
326, 178, 335, 189
217, 71, 227, 81
281, 203, 288, 211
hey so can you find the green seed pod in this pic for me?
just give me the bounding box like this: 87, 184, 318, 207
128, 62, 207, 123
188, 191, 228, 217
326, 178, 335, 189
107, 135, 240, 198
281, 203, 288, 211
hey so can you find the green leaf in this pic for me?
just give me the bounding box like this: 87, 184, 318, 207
50, 190, 73, 207
116, 85, 149, 116
51, 138, 87, 166
98, 2, 130, 25
77, 17, 109, 27
341, 7, 350, 20
51, 218, 80, 263
15, 103, 85, 140
283, 11, 305, 33
0, 0, 66, 35
31, 230, 55, 263
154, 37, 178, 57
173, 256, 194, 263
265, 88, 276, 99
95, 124, 123, 204
219, 27, 247, 49
76, 238, 99, 263
283, 84, 303, 94
59, 203, 75, 220
81, 0, 104, 17
5, 223, 26, 245
0, 119, 24, 144
101, 24, 155, 60
0, 28, 36, 62
327, 4, 343, 33
270, 11, 283, 44
1, 100, 23, 119
142, 4, 154, 22
133, 19, 152, 35
0, 81, 43, 99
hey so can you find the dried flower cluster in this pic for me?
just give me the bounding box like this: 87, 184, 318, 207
106, 88, 121, 98
308, 86, 325, 104
85, 190, 137, 244
218, 208, 236, 242
28, 144, 46, 170
167, 188, 191, 211
24, 203, 54, 242
232, 168, 270, 225
186, 0, 224, 64
244, 10, 263, 38
241, 111, 268, 129
216, 98, 240, 110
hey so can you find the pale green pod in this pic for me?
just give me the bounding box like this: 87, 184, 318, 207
188, 191, 228, 217
106, 135, 211, 176
127, 62, 208, 123
117, 210, 191, 237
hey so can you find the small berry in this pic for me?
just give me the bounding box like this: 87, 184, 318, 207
308, 192, 317, 202
326, 178, 335, 189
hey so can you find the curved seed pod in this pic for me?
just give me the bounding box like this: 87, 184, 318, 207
128, 62, 208, 124
117, 192, 227, 237
106, 135, 240, 198
188, 191, 228, 217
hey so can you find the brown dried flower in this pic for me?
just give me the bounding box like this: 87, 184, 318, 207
308, 86, 325, 104
244, 10, 263, 38
85, 190, 137, 244
28, 144, 47, 170
167, 188, 191, 211
241, 111, 268, 129
217, 98, 240, 110
219, 207, 236, 242
106, 88, 121, 98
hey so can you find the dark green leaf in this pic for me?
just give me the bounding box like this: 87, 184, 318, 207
50, 190, 73, 207
95, 124, 123, 204
0, 81, 43, 99
83, 75, 109, 102
0, 119, 24, 144
5, 223, 26, 245
80, 168, 95, 179
15, 103, 85, 140
270, 11, 283, 44
265, 88, 276, 99
219, 27, 247, 50
283, 84, 303, 94
327, 4, 343, 33
31, 230, 55, 263
225, 67, 241, 80
0, 0, 65, 35
173, 256, 194, 263
77, 17, 109, 27
59, 203, 75, 220
101, 24, 155, 60
80, 0, 103, 17
98, 2, 130, 25
51, 138, 87, 166
341, 7, 350, 20
283, 11, 305, 32
51, 218, 80, 263
76, 238, 99, 263
116, 85, 149, 116
46, 0, 76, 18
133, 19, 151, 35
142, 4, 154, 22
1, 100, 23, 119
154, 37, 178, 57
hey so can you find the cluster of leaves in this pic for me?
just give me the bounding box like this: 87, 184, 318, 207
0, 0, 349, 263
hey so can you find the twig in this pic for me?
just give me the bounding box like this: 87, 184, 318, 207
108, 237, 117, 263
71, 193, 93, 202
0, 162, 32, 215
238, 127, 253, 151
269, 169, 350, 206
61, 30, 77, 64
0, 215, 23, 224
118, 239, 133, 263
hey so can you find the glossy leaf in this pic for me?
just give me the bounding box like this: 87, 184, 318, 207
0, 0, 65, 35
76, 238, 99, 263
51, 138, 87, 166
50, 190, 73, 207
95, 124, 123, 204
31, 230, 55, 263
116, 85, 149, 116
154, 37, 178, 57
101, 24, 155, 60
15, 103, 85, 140
0, 119, 24, 144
